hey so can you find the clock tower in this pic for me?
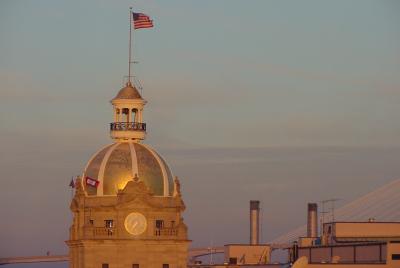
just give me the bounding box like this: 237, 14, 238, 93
66, 81, 190, 268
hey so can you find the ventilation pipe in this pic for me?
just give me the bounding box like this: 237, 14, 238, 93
250, 200, 260, 245
307, 203, 318, 237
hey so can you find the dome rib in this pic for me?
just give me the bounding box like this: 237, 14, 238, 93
83, 143, 115, 196
141, 144, 170, 196
128, 142, 139, 178
97, 143, 120, 196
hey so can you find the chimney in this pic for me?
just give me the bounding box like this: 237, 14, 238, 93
250, 200, 260, 245
307, 203, 318, 237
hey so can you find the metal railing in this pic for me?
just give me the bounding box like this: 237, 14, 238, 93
110, 122, 146, 131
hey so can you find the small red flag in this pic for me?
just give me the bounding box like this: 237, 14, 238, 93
85, 176, 100, 188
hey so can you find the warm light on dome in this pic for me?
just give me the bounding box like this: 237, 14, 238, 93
117, 179, 130, 191
83, 142, 174, 196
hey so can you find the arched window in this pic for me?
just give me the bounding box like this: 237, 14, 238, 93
132, 108, 138, 123
122, 108, 130, 122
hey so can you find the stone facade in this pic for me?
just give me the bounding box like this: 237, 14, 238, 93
66, 176, 190, 268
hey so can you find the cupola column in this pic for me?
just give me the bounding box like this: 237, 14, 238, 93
139, 109, 143, 123
126, 108, 130, 123
113, 107, 118, 122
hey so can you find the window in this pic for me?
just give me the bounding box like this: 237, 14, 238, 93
162, 264, 169, 268
132, 109, 138, 123
102, 264, 109, 268
132, 264, 139, 268
171, 221, 175, 228
122, 108, 130, 123
392, 254, 400, 260
155, 220, 164, 236
229, 258, 237, 264
89, 219, 94, 225
156, 220, 164, 229
105, 220, 113, 228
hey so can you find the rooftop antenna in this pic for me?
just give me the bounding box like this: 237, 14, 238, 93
208, 240, 214, 265
128, 7, 133, 84
134, 75, 144, 95
320, 198, 341, 235
123, 61, 142, 94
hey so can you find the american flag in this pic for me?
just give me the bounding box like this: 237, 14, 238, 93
132, 12, 153, 29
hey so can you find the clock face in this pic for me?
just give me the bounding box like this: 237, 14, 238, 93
124, 212, 147, 236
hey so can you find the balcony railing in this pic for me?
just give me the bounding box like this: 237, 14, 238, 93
110, 122, 146, 131
84, 227, 116, 238
154, 227, 178, 236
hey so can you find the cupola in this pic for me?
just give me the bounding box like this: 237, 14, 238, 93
110, 81, 147, 141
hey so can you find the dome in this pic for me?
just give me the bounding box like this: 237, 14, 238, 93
113, 82, 142, 100
83, 142, 174, 196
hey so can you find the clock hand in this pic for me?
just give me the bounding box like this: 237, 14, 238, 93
132, 221, 138, 229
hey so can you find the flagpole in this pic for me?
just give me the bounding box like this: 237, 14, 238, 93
128, 7, 133, 83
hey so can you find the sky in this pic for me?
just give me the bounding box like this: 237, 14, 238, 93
0, 0, 400, 266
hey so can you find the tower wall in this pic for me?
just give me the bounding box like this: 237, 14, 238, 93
67, 178, 189, 268
68, 241, 189, 268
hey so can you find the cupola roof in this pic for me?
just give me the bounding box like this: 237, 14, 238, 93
113, 81, 142, 100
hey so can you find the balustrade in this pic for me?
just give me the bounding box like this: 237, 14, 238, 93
84, 227, 116, 238
154, 227, 178, 236
110, 122, 146, 131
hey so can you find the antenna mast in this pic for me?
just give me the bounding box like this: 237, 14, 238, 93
320, 198, 341, 235
128, 7, 133, 83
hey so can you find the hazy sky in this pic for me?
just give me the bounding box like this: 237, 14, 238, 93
1, 0, 400, 265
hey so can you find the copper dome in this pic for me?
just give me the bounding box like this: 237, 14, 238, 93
113, 82, 142, 100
